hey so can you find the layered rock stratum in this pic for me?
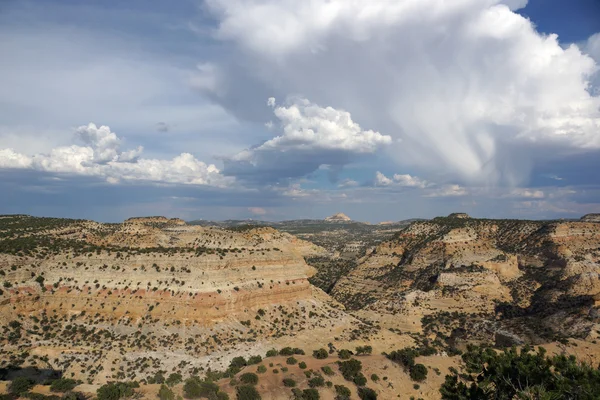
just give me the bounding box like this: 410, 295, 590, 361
2, 214, 600, 399
0, 216, 370, 387
330, 216, 600, 344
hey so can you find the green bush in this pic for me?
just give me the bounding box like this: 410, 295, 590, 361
353, 373, 367, 386
357, 387, 377, 400
440, 345, 600, 400
247, 355, 262, 365
158, 384, 175, 400
22, 393, 61, 400
9, 377, 34, 395
282, 378, 296, 387
386, 348, 417, 370
286, 357, 298, 365
321, 366, 334, 376
279, 347, 295, 356
313, 349, 328, 359
298, 362, 307, 369
337, 350, 352, 360
337, 358, 362, 381
166, 373, 182, 387
235, 385, 261, 400
50, 378, 77, 392
265, 349, 278, 357
301, 388, 319, 400
334, 385, 351, 400
239, 373, 259, 385
96, 382, 136, 400
370, 374, 379, 382
355, 346, 372, 356
409, 364, 428, 382
183, 377, 220, 399
230, 357, 247, 369
257, 365, 267, 374
61, 392, 85, 400
308, 376, 325, 388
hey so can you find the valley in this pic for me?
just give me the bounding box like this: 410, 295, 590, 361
1, 213, 600, 399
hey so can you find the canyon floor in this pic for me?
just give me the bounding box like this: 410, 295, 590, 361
1, 213, 600, 399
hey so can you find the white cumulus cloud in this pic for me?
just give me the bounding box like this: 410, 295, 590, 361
374, 171, 427, 188
223, 97, 392, 181
0, 124, 231, 187
202, 0, 600, 186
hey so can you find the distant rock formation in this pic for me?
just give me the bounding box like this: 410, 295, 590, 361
325, 213, 352, 222
124, 216, 186, 225
447, 212, 470, 219
581, 213, 600, 223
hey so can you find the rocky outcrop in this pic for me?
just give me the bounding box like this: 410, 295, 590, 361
581, 214, 600, 223
447, 213, 470, 219
331, 217, 600, 339
0, 215, 352, 385
325, 213, 352, 222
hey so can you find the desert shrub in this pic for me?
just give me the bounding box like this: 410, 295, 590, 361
334, 385, 351, 400
283, 378, 296, 387
370, 374, 379, 382
313, 349, 328, 359
286, 357, 298, 365
158, 384, 175, 400
337, 349, 352, 360
409, 364, 428, 382
239, 373, 258, 385
226, 356, 248, 376
235, 385, 261, 400
440, 345, 600, 400
166, 373, 182, 387
386, 348, 417, 370
153, 373, 165, 385
300, 389, 319, 400
96, 382, 136, 400
308, 376, 325, 388
298, 362, 307, 369
50, 378, 77, 392
61, 392, 85, 400
247, 355, 262, 365
265, 349, 278, 357
257, 365, 267, 374
357, 387, 377, 400
230, 357, 247, 369
279, 347, 295, 356
22, 393, 61, 400
353, 373, 367, 386
9, 377, 34, 395
355, 346, 372, 356
183, 377, 220, 399
337, 358, 362, 381
293, 348, 306, 355
321, 366, 334, 376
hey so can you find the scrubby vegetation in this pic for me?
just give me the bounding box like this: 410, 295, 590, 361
440, 344, 600, 399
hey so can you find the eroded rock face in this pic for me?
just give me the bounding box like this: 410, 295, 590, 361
581, 214, 600, 223
0, 215, 357, 385
447, 213, 470, 219
324, 213, 352, 222
331, 217, 600, 340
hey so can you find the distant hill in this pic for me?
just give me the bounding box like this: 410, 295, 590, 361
324, 212, 352, 222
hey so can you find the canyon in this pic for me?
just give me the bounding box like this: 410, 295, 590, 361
1, 213, 600, 399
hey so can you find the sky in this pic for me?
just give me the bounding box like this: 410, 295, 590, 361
0, 0, 600, 223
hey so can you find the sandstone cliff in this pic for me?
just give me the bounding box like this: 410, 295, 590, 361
331, 217, 600, 342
